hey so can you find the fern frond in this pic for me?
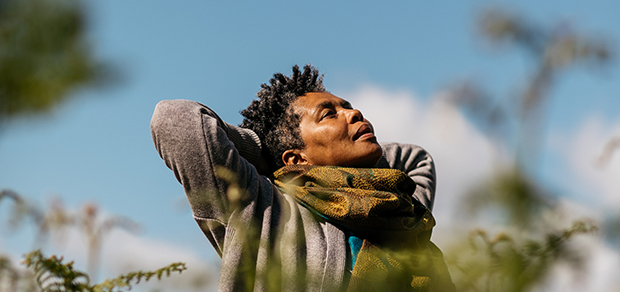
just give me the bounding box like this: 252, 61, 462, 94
23, 250, 92, 292
92, 262, 186, 292
23, 250, 186, 292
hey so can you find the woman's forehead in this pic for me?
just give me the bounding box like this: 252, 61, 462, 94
294, 92, 350, 113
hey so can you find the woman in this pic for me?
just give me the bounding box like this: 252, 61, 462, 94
151, 65, 454, 292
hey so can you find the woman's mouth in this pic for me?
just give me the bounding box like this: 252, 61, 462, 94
353, 124, 375, 141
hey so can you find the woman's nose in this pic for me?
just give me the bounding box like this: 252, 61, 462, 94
346, 109, 364, 123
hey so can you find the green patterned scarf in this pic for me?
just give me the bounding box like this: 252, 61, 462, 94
274, 165, 456, 292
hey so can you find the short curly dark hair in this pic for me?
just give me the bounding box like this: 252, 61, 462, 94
240, 64, 326, 170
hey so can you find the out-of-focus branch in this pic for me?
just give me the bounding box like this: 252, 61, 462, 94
0, 190, 74, 250
444, 8, 615, 183
1, 191, 140, 283
444, 11, 613, 290
478, 8, 547, 55
448, 220, 598, 292
596, 136, 620, 168
79, 203, 140, 282
1, 190, 44, 236
0, 254, 37, 292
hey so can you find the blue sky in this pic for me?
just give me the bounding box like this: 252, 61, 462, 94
1, 0, 620, 290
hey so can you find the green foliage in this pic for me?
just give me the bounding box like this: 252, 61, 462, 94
443, 8, 613, 292
2, 191, 191, 292
23, 250, 90, 292
214, 166, 244, 207
447, 220, 597, 292
23, 250, 186, 292
1, 190, 140, 281
92, 262, 186, 292
0, 0, 104, 121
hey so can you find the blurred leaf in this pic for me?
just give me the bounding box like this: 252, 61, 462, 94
478, 8, 547, 55
602, 216, 620, 245
463, 168, 552, 228
0, 0, 105, 121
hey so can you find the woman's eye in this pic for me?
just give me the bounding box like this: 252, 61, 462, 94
321, 110, 335, 120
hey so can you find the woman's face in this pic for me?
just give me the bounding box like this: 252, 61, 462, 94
283, 92, 383, 167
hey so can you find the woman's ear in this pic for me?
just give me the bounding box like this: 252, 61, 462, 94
282, 149, 309, 166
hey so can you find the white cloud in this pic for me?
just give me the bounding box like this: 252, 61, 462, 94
582, 239, 620, 291
536, 115, 620, 292
554, 116, 620, 210
535, 233, 620, 292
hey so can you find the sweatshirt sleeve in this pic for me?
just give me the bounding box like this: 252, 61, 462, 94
376, 143, 436, 210
150, 99, 273, 225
